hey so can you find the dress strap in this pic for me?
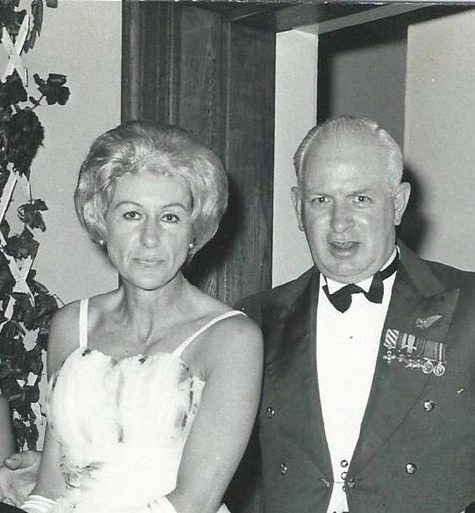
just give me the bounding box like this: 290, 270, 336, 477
78, 298, 89, 349
173, 310, 246, 358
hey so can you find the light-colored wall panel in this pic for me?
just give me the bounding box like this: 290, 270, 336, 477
404, 9, 475, 270
273, 30, 317, 287
2, 1, 122, 304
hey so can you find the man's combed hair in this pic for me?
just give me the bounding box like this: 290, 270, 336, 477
293, 116, 404, 190
74, 120, 228, 255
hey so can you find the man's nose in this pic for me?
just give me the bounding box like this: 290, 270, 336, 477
330, 203, 353, 233
141, 218, 160, 247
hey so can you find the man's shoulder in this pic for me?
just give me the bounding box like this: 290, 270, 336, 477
421, 258, 475, 290
399, 241, 475, 291
236, 267, 316, 316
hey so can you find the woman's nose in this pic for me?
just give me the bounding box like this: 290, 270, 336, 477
141, 218, 160, 247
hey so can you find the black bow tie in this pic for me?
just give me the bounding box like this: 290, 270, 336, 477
322, 254, 399, 313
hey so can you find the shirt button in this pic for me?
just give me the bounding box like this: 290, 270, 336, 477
266, 406, 275, 418
341, 471, 347, 480
340, 459, 349, 468
423, 400, 435, 412
405, 463, 417, 474
279, 463, 288, 475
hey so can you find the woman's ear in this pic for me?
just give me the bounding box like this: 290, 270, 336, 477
83, 201, 96, 226
84, 201, 107, 244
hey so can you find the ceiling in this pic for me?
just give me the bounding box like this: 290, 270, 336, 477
178, 1, 473, 33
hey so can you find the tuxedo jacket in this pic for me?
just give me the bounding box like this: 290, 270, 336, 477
228, 243, 475, 513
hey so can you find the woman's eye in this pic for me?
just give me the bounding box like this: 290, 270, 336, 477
162, 213, 179, 223
123, 211, 141, 220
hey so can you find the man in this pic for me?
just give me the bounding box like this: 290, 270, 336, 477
230, 116, 475, 513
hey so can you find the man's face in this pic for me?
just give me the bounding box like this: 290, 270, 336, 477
292, 134, 410, 284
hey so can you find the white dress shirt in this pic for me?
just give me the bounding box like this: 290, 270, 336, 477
316, 252, 397, 513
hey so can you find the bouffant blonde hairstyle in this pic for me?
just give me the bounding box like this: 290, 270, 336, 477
74, 121, 228, 256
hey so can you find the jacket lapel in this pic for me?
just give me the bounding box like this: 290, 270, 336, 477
350, 244, 460, 474
264, 270, 333, 478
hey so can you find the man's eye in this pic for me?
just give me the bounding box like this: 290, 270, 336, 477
311, 195, 328, 204
123, 211, 141, 220
162, 213, 179, 223
355, 195, 371, 203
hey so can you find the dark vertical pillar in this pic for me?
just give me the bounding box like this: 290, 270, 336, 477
122, 2, 275, 305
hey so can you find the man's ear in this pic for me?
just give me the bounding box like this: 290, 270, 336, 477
291, 186, 304, 231
393, 182, 411, 226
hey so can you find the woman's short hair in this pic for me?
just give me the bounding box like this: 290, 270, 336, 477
293, 116, 404, 191
74, 120, 228, 255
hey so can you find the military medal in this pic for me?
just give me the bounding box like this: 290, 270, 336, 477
433, 362, 446, 376
383, 328, 447, 376
422, 360, 434, 374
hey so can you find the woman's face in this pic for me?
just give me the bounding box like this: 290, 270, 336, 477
104, 170, 193, 292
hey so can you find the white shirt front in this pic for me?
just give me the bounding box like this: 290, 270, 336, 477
316, 256, 397, 513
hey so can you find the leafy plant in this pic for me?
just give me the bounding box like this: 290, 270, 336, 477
0, 0, 69, 450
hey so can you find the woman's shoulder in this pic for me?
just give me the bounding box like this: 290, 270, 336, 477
49, 299, 82, 338
194, 298, 262, 360
47, 300, 82, 376
191, 304, 263, 383
190, 289, 261, 340
47, 292, 115, 375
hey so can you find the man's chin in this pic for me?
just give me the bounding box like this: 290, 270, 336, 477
318, 262, 374, 284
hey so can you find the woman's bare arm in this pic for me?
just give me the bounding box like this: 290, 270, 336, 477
167, 315, 263, 513
30, 303, 81, 500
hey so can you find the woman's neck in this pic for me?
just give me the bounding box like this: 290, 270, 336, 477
117, 273, 192, 344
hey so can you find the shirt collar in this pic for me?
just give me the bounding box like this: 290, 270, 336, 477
324, 247, 399, 294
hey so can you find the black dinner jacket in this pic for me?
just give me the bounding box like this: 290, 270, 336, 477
228, 242, 475, 513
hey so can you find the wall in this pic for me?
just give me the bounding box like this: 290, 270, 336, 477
272, 30, 316, 286
317, 17, 407, 148
2, 1, 122, 305
404, 9, 475, 270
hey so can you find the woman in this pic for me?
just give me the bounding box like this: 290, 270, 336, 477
19, 121, 262, 513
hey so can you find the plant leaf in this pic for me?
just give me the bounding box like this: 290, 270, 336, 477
23, 0, 43, 54
0, 256, 15, 297
0, 74, 28, 107
4, 227, 39, 259
17, 199, 48, 231
6, 108, 44, 176
11, 292, 36, 330
35, 73, 70, 106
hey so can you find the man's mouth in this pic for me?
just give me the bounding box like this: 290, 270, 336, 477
329, 241, 359, 251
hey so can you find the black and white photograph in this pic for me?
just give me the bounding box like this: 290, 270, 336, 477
1, 1, 475, 513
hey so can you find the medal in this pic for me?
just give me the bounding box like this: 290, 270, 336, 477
422, 360, 434, 374
383, 328, 447, 377
433, 362, 446, 377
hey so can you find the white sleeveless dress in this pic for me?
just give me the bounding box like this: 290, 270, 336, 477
46, 299, 244, 513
